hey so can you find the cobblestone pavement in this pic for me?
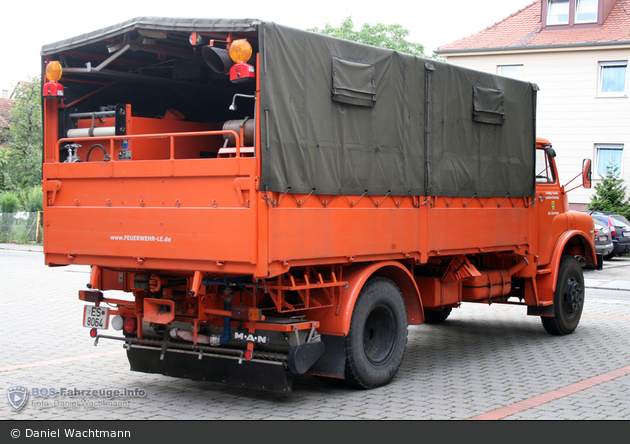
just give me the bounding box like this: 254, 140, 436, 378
1, 247, 629, 420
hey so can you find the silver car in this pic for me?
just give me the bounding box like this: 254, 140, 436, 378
593, 217, 614, 259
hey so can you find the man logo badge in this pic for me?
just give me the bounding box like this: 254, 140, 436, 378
233, 331, 269, 344
7, 386, 28, 411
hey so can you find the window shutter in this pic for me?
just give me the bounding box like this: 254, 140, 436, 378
331, 56, 376, 107
472, 85, 505, 125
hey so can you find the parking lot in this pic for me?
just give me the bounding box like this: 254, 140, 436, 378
1, 244, 630, 421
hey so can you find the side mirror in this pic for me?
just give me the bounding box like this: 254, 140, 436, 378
582, 159, 592, 189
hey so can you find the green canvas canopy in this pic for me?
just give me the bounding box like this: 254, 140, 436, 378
259, 22, 537, 198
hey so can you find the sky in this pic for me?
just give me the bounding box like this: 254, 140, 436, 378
0, 0, 535, 95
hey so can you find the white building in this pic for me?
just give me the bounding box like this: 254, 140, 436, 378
436, 0, 630, 209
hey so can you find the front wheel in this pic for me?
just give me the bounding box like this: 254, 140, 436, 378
542, 255, 585, 335
344, 277, 408, 389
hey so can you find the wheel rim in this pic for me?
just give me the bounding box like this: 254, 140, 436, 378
363, 304, 397, 365
562, 275, 583, 319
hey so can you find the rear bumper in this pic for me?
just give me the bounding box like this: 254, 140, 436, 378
127, 345, 294, 393
94, 332, 335, 393
613, 239, 630, 255
596, 241, 614, 257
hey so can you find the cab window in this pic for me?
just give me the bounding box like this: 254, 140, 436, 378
536, 148, 556, 184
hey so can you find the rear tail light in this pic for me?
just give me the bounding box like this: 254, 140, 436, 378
609, 217, 616, 237
79, 290, 103, 302
123, 317, 138, 334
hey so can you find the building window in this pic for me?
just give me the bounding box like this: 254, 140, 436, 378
575, 0, 598, 23
497, 65, 524, 80
596, 144, 624, 176
547, 0, 570, 25
543, 0, 609, 29
599, 61, 628, 96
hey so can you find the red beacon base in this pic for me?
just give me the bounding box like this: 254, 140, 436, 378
230, 62, 255, 83
43, 81, 64, 98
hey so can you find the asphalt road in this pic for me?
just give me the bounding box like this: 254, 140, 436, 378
1, 244, 629, 421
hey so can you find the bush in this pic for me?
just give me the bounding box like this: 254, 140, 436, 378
21, 186, 44, 212
0, 192, 20, 213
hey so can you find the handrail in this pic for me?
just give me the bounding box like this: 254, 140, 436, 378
53, 130, 241, 163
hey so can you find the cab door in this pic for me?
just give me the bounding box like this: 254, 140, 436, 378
535, 140, 566, 266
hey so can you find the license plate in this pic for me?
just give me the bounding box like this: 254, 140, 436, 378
599, 235, 608, 241
624, 232, 630, 237
83, 305, 109, 329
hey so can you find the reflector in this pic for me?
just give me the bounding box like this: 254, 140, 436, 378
111, 315, 124, 331
123, 317, 137, 334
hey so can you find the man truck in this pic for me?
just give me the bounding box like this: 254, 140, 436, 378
40, 18, 596, 393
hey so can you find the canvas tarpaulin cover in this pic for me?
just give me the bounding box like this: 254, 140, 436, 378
258, 22, 537, 198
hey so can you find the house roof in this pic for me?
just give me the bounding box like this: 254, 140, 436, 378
0, 97, 12, 128
437, 0, 630, 54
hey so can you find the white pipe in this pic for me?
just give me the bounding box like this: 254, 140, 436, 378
67, 127, 116, 138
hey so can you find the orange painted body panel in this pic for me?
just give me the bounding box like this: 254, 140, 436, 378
44, 158, 258, 273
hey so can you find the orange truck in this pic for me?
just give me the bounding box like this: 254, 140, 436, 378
41, 18, 597, 393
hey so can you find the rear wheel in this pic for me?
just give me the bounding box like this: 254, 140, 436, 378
344, 277, 408, 389
542, 255, 584, 335
423, 307, 452, 324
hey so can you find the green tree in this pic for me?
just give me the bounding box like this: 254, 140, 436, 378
0, 78, 42, 193
308, 16, 432, 58
587, 163, 630, 219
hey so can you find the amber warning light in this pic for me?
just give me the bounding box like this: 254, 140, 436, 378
43, 61, 64, 98
229, 39, 255, 83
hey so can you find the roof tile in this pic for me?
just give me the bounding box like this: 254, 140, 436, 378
438, 0, 630, 52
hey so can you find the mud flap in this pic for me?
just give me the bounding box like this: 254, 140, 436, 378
288, 340, 325, 374
307, 334, 346, 378
126, 346, 294, 393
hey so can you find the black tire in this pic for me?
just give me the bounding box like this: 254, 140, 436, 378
423, 307, 453, 324
344, 277, 408, 389
604, 252, 615, 260
542, 255, 585, 335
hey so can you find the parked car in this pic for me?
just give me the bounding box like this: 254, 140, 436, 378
592, 217, 614, 259
589, 211, 630, 259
